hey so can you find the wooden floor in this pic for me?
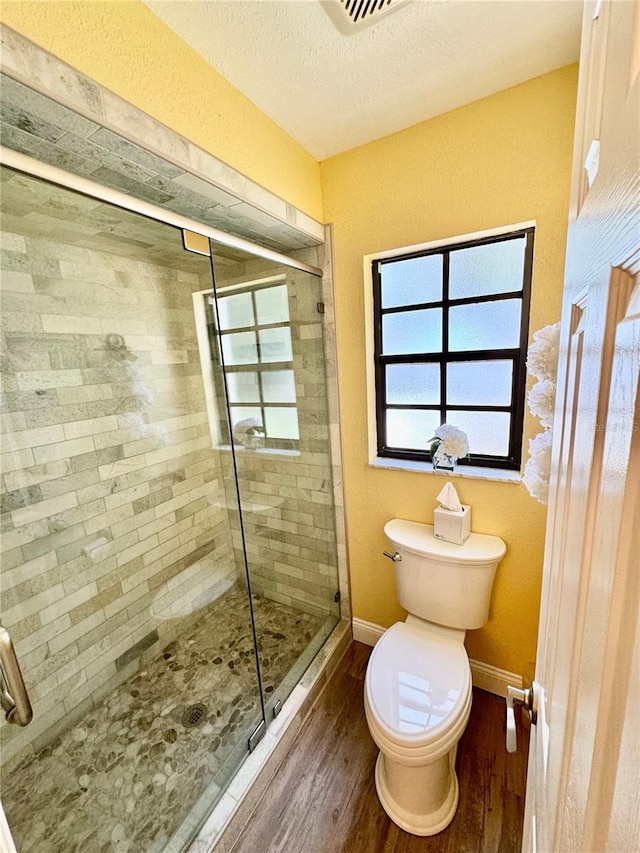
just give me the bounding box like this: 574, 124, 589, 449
231, 642, 529, 853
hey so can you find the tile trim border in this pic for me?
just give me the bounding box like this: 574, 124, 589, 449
351, 617, 523, 697
321, 225, 352, 623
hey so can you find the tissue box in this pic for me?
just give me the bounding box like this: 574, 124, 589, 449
434, 505, 471, 545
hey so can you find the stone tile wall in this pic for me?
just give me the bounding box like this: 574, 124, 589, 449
0, 167, 342, 769
292, 235, 351, 622
0, 172, 238, 766
0, 25, 350, 621
209, 255, 340, 618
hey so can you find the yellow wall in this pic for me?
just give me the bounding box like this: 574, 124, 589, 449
0, 0, 323, 220
321, 65, 578, 679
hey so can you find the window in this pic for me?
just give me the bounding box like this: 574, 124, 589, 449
210, 280, 299, 448
373, 228, 534, 469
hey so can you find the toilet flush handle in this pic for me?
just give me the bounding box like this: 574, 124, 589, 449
506, 682, 538, 753
383, 551, 402, 562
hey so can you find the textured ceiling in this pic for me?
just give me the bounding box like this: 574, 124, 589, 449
144, 0, 582, 160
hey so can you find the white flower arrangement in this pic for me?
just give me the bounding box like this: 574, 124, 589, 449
429, 423, 469, 466
527, 378, 556, 429
522, 429, 553, 503
523, 322, 560, 504
527, 322, 560, 381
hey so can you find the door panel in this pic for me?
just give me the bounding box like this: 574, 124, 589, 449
206, 240, 341, 723
578, 280, 639, 847
523, 0, 640, 849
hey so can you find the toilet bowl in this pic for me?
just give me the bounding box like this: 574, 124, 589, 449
364, 621, 472, 835
365, 519, 506, 835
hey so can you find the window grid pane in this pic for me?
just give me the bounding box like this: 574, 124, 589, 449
264, 406, 299, 440
221, 282, 299, 446
382, 308, 442, 355
448, 299, 522, 352
217, 291, 254, 330
449, 236, 526, 300
446, 410, 511, 457
380, 254, 442, 308
255, 284, 290, 325
258, 326, 293, 362
374, 229, 532, 468
446, 360, 513, 407
386, 363, 440, 405
386, 410, 440, 451
226, 371, 261, 403
261, 369, 296, 403
221, 331, 258, 365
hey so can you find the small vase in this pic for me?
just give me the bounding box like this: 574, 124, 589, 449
433, 454, 456, 472
431, 442, 456, 471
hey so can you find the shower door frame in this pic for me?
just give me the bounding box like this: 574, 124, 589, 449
0, 147, 323, 279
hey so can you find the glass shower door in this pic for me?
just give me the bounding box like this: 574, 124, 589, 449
206, 240, 341, 720
0, 165, 266, 852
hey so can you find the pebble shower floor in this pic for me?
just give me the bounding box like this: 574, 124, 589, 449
1, 585, 324, 852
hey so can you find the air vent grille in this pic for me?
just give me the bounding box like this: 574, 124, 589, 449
322, 0, 411, 34
346, 0, 393, 24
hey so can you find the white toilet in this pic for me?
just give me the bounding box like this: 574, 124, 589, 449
364, 518, 506, 836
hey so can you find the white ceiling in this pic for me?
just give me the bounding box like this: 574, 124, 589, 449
144, 0, 582, 160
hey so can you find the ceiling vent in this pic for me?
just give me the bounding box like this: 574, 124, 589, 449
321, 0, 412, 34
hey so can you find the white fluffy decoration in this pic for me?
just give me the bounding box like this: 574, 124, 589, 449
432, 423, 469, 462
523, 322, 561, 504
526, 322, 560, 381
528, 379, 556, 429
522, 429, 554, 504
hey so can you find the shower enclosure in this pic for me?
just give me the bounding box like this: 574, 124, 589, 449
0, 163, 341, 852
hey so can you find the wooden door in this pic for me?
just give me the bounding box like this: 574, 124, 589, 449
522, 0, 640, 850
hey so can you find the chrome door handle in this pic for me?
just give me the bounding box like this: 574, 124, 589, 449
506, 681, 538, 753
0, 619, 33, 726
383, 551, 402, 562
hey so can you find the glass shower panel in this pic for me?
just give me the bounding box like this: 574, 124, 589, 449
207, 241, 341, 720
0, 166, 264, 852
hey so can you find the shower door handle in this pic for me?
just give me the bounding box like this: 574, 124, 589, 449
0, 620, 33, 726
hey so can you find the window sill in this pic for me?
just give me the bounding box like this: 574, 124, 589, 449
216, 444, 300, 458
368, 456, 522, 483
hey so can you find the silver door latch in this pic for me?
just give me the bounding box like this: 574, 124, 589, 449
506, 682, 538, 753
0, 619, 33, 727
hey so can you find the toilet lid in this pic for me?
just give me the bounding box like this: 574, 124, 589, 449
366, 622, 471, 747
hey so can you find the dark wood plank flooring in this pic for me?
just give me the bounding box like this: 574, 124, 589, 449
231, 642, 529, 853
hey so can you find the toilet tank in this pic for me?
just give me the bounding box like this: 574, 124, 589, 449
384, 519, 506, 630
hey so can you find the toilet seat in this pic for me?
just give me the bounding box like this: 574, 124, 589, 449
365, 622, 472, 764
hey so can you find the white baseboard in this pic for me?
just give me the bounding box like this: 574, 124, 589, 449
352, 617, 385, 647
469, 659, 522, 697
352, 617, 522, 698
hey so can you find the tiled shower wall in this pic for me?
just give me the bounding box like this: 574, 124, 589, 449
0, 21, 350, 618
0, 175, 237, 766
214, 255, 339, 616
0, 169, 341, 770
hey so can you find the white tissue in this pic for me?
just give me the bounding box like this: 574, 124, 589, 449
436, 482, 463, 512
